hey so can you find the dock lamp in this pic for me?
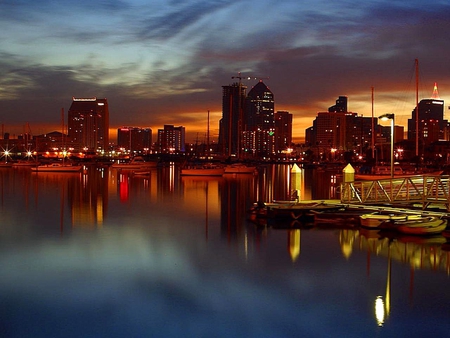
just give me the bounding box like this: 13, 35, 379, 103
379, 113, 395, 178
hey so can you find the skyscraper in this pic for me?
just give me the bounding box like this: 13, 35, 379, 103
407, 84, 446, 147
306, 96, 357, 152
219, 83, 247, 157
157, 125, 185, 153
117, 127, 152, 154
245, 80, 275, 157
328, 96, 348, 112
274, 111, 293, 154
67, 97, 109, 152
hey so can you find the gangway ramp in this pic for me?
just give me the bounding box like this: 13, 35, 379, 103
340, 174, 450, 211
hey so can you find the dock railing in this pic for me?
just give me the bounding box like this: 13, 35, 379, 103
340, 174, 450, 211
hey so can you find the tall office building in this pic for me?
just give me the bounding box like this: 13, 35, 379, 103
407, 83, 446, 146
245, 80, 275, 157
117, 127, 152, 154
157, 125, 185, 153
328, 96, 348, 112
219, 83, 247, 157
274, 111, 293, 154
67, 97, 109, 152
306, 96, 357, 152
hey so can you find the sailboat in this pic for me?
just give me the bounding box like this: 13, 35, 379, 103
31, 109, 82, 173
181, 110, 225, 176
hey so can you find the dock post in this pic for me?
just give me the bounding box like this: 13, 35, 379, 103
341, 164, 355, 202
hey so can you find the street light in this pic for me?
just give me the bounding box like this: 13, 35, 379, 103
379, 113, 395, 178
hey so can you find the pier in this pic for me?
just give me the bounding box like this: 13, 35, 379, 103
340, 174, 450, 212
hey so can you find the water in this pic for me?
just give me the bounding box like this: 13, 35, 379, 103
0, 164, 449, 337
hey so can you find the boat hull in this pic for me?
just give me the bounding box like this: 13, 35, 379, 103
181, 168, 224, 176
392, 217, 447, 235
224, 164, 256, 174
359, 213, 423, 229
31, 164, 82, 172
263, 202, 342, 222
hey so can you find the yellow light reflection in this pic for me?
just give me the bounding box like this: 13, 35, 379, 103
288, 229, 301, 262
375, 296, 385, 326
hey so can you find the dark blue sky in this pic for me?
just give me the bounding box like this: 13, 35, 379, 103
1, 0, 449, 142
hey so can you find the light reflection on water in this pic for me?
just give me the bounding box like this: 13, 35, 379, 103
0, 164, 449, 337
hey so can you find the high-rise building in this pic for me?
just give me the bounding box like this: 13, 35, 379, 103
309, 111, 357, 152
274, 111, 293, 154
245, 81, 275, 157
407, 83, 446, 147
117, 127, 152, 154
67, 97, 109, 152
328, 96, 348, 113
219, 83, 247, 157
157, 125, 185, 153
306, 96, 366, 152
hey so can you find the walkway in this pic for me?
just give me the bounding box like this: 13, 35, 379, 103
340, 174, 450, 211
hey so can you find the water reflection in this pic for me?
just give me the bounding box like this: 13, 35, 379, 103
1, 164, 450, 336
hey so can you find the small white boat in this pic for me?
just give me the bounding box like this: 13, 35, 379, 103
31, 162, 83, 172
111, 156, 157, 169
224, 163, 257, 174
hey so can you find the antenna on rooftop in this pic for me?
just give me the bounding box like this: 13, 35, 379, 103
431, 82, 440, 99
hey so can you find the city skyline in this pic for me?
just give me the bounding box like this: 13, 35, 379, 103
1, 1, 450, 143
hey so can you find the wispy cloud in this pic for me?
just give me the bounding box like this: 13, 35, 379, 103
1, 0, 450, 140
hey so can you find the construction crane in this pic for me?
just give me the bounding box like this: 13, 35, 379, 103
231, 72, 269, 82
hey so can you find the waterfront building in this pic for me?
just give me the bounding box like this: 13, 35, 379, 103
219, 83, 247, 158
67, 97, 110, 153
274, 111, 293, 154
244, 81, 275, 158
354, 115, 377, 157
407, 84, 447, 150
157, 125, 185, 154
328, 96, 348, 113
306, 109, 357, 152
305, 96, 410, 161
117, 127, 152, 155
306, 96, 355, 152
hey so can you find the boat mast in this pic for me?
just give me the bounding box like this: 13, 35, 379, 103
415, 59, 419, 158
371, 86, 375, 160
61, 108, 65, 164
207, 110, 210, 159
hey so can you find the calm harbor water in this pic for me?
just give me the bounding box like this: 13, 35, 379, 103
0, 164, 449, 337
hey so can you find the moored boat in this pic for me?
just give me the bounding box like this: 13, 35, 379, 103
12, 160, 40, 167
111, 156, 157, 169
253, 201, 342, 223
359, 212, 423, 229
224, 163, 257, 174
31, 162, 83, 172
181, 163, 224, 176
311, 208, 369, 227
386, 216, 447, 235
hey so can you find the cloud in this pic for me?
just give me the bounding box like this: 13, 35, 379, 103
1, 0, 450, 141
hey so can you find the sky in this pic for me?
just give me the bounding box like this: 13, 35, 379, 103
1, 0, 450, 143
